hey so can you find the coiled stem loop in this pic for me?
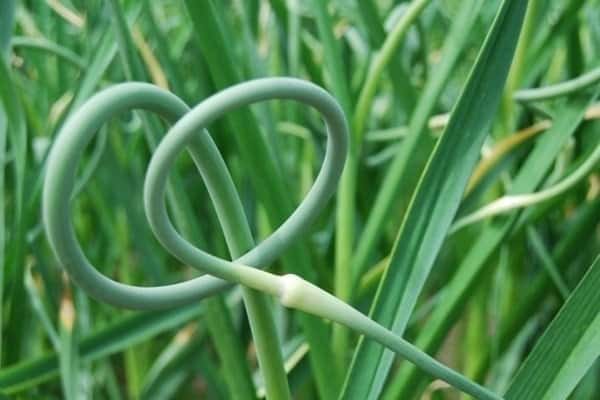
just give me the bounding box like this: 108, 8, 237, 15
44, 78, 500, 400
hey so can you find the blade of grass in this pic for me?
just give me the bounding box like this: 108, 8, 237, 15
11, 36, 85, 69
355, 0, 418, 116
204, 299, 258, 400
340, 2, 528, 398
451, 141, 600, 233
514, 66, 600, 102
0, 35, 28, 365
308, 0, 354, 371
58, 281, 80, 400
24, 262, 60, 350
351, 0, 485, 283
0, 0, 15, 368
387, 88, 599, 399
504, 254, 600, 399
0, 302, 206, 394
526, 227, 570, 301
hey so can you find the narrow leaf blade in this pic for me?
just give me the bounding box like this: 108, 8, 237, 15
505, 255, 600, 400
341, 1, 528, 398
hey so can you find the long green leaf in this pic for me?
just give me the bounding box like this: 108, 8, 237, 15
0, 37, 28, 366
351, 0, 486, 282
309, 0, 354, 372
340, 1, 528, 398
505, 255, 600, 399
388, 89, 600, 398
0, 0, 15, 368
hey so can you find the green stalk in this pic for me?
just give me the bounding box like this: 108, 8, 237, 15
43, 75, 501, 400
309, 0, 354, 372
352, 0, 431, 143
184, 2, 339, 397
11, 36, 85, 69
514, 66, 600, 102
350, 0, 483, 283
526, 227, 570, 301
41, 75, 344, 398
499, 0, 541, 132
138, 77, 498, 400
58, 284, 80, 400
204, 300, 257, 399
105, 2, 277, 397
451, 142, 600, 233
323, 0, 431, 370
0, 0, 9, 358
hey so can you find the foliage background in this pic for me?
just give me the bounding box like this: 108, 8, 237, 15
0, 0, 599, 399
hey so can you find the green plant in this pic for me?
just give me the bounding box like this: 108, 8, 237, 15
1, 0, 599, 399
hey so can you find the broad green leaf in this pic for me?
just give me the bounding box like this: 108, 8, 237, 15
340, 1, 528, 399
505, 255, 600, 399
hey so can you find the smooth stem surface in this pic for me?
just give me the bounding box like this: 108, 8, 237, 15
276, 275, 502, 400
451, 142, 600, 233
175, 86, 290, 399
183, 6, 340, 397
514, 66, 600, 102
184, 105, 290, 400
11, 36, 85, 69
